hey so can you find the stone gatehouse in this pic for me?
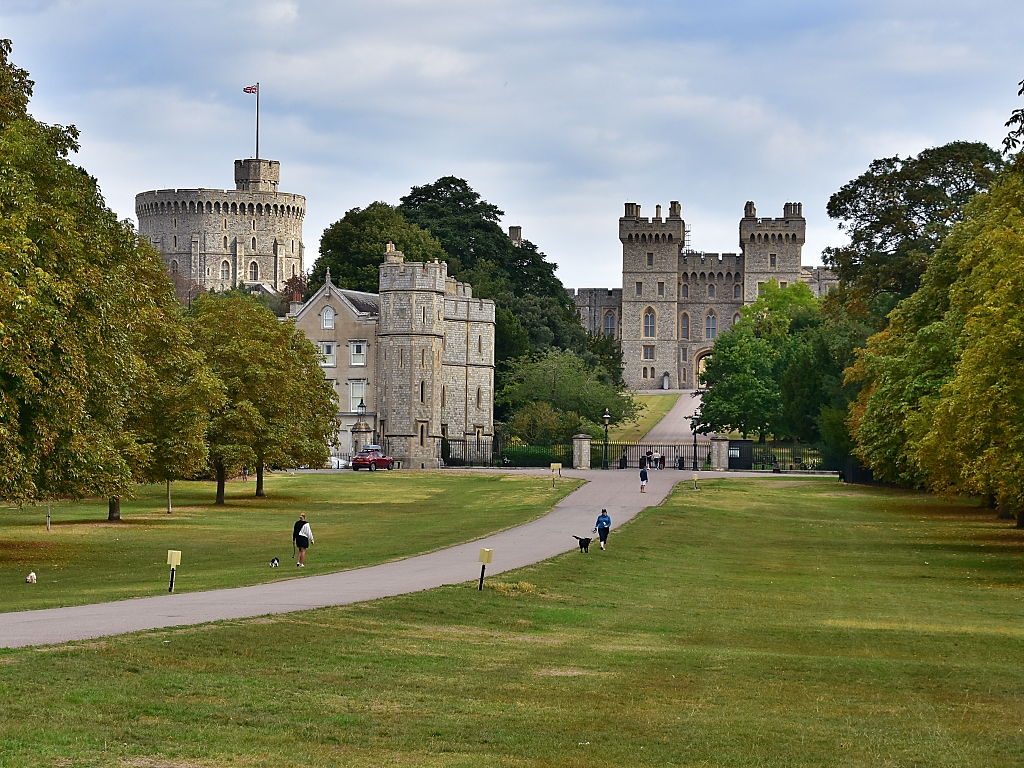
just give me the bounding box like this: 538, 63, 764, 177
570, 200, 837, 391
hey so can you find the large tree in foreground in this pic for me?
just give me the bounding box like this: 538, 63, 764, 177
190, 292, 338, 503
0, 40, 187, 506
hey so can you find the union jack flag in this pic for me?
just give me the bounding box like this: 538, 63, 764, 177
243, 84, 258, 94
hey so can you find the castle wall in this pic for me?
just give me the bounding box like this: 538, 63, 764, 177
135, 159, 305, 292
571, 288, 622, 338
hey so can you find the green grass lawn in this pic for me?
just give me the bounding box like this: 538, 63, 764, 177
3, 477, 1024, 766
608, 392, 680, 442
0, 471, 580, 612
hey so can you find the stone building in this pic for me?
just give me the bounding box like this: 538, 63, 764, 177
287, 245, 495, 468
136, 158, 305, 292
570, 200, 837, 391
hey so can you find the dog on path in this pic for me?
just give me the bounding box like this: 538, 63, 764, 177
572, 536, 592, 553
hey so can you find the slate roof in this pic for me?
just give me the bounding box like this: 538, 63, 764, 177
339, 289, 379, 316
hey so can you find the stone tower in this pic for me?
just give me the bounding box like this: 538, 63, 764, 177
739, 201, 805, 302
135, 158, 305, 292
376, 244, 447, 468
619, 201, 685, 390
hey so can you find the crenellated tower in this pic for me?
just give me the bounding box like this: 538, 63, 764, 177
738, 201, 805, 302
376, 243, 447, 468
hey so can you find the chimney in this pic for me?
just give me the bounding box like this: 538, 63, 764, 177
655, 204, 662, 219
744, 201, 756, 218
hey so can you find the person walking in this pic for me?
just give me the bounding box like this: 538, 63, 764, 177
640, 465, 648, 493
293, 513, 313, 567
594, 508, 612, 551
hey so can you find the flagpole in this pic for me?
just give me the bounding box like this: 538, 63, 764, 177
255, 82, 260, 159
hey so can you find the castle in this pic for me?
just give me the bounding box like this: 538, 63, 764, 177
136, 158, 305, 292
570, 201, 837, 391
136, 159, 494, 468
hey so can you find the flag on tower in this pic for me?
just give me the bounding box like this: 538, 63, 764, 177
244, 84, 258, 94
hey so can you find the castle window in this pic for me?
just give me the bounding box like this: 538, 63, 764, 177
735, 272, 741, 282
420, 380, 425, 403
221, 260, 230, 280
681, 348, 687, 361
750, 234, 755, 242
604, 312, 616, 338
643, 309, 656, 338
248, 261, 258, 281
476, 387, 482, 409
224, 236, 228, 249
770, 254, 776, 268
642, 367, 648, 379
441, 386, 446, 408
421, 349, 426, 367
478, 335, 482, 354
172, 235, 177, 249
680, 313, 689, 340
780, 282, 788, 290
206, 202, 212, 213
708, 284, 715, 298
319, 343, 336, 368
399, 349, 405, 368
419, 423, 426, 447
248, 204, 255, 215
705, 312, 717, 340
647, 253, 654, 267
252, 237, 257, 251
170, 260, 178, 274
658, 281, 664, 297
734, 284, 741, 298
351, 341, 366, 367
643, 345, 655, 360
635, 281, 642, 297
628, 233, 633, 242
668, 234, 672, 242
292, 240, 295, 253
322, 307, 334, 330
681, 367, 686, 382
349, 380, 365, 412
231, 203, 237, 214
733, 313, 741, 325
758, 282, 765, 296
681, 284, 688, 298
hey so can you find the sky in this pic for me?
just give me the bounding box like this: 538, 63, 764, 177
2, 1, 1022, 289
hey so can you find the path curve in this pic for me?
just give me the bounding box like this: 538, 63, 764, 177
0, 469, 823, 648
641, 391, 702, 442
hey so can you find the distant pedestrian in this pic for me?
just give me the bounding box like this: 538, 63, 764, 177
645, 449, 653, 468
293, 513, 313, 567
242, 467, 249, 482
594, 508, 612, 550
652, 450, 661, 470
640, 466, 648, 493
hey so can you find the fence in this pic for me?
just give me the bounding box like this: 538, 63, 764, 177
435, 437, 713, 469
590, 441, 712, 470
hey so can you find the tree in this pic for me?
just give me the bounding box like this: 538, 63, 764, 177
310, 202, 445, 294
190, 292, 339, 502
0, 40, 184, 506
823, 141, 1003, 323
497, 349, 638, 427
696, 326, 780, 438
1003, 77, 1024, 155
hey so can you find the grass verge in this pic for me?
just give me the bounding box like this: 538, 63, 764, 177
0, 471, 581, 612
608, 392, 681, 442
2, 477, 1023, 766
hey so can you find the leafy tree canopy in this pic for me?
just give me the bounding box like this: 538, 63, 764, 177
696, 326, 781, 439
823, 141, 1003, 323
310, 202, 445, 294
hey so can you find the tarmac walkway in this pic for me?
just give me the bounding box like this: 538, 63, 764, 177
640, 390, 702, 442
0, 468, 829, 648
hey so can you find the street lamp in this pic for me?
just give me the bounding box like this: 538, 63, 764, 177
357, 398, 366, 420
690, 414, 699, 471
603, 408, 611, 470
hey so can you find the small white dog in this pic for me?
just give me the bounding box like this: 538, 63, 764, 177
269, 557, 279, 568
26, 572, 36, 584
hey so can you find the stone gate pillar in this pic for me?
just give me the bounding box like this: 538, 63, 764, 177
710, 436, 730, 470
572, 434, 592, 470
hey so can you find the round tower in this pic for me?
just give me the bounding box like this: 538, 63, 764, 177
135, 159, 305, 292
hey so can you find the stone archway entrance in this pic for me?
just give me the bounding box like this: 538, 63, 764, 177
661, 371, 670, 390
695, 351, 711, 385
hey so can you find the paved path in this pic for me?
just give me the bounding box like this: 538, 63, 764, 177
641, 390, 702, 442
0, 469, 832, 648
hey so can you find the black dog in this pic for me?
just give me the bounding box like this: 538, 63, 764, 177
270, 557, 280, 568
573, 536, 592, 553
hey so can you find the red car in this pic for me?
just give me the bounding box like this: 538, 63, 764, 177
351, 447, 394, 471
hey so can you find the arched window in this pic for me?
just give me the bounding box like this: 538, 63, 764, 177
733, 313, 741, 325
681, 283, 688, 298
170, 260, 178, 274
223, 236, 228, 249
251, 237, 257, 251
708, 284, 715, 298
705, 312, 717, 340
750, 233, 755, 242
734, 284, 741, 299
680, 313, 689, 340
420, 380, 425, 403
231, 202, 237, 214
642, 367, 648, 379
220, 260, 230, 280
249, 261, 258, 281
476, 387, 482, 409
322, 307, 334, 330
643, 308, 656, 338
604, 312, 616, 338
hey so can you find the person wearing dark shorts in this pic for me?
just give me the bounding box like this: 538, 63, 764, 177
594, 509, 612, 551
293, 513, 313, 567
640, 466, 648, 492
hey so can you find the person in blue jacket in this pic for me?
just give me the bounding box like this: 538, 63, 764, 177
594, 509, 612, 551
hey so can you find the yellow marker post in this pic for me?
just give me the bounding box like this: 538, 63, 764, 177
478, 548, 493, 590
693, 472, 699, 490
550, 462, 562, 487
167, 550, 181, 592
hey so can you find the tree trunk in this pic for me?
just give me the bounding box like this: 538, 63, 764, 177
256, 460, 266, 497
108, 497, 120, 521
1016, 509, 1024, 528
215, 459, 226, 505
166, 479, 173, 514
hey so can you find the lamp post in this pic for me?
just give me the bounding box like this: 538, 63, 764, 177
691, 415, 699, 471
603, 409, 611, 470
353, 398, 371, 454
